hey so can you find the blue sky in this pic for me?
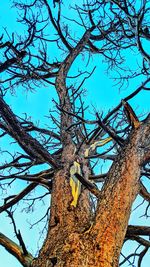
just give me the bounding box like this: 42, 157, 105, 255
0, 1, 150, 266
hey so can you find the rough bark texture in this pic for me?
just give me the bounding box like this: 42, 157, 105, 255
0, 1, 150, 267
32, 118, 150, 267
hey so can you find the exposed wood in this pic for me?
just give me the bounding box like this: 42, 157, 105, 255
122, 100, 140, 129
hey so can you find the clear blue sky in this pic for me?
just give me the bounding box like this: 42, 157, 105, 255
0, 1, 149, 266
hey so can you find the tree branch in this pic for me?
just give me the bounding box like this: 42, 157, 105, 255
74, 173, 100, 198
0, 233, 33, 267
127, 225, 150, 236
96, 113, 124, 146
56, 26, 95, 101
0, 183, 37, 213
139, 182, 150, 202
0, 49, 26, 73
55, 27, 95, 143
122, 100, 140, 129
0, 96, 58, 168
89, 78, 150, 143
89, 173, 107, 182
128, 235, 150, 247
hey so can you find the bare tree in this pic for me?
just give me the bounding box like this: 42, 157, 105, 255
0, 0, 150, 266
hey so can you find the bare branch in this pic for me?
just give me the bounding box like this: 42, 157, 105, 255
129, 235, 150, 247
139, 182, 150, 202
127, 225, 150, 236
0, 183, 37, 213
0, 232, 33, 267
0, 96, 58, 168
74, 173, 100, 198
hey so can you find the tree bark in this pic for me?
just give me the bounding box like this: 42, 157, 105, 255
31, 119, 150, 267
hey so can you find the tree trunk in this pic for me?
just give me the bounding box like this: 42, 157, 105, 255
32, 120, 150, 267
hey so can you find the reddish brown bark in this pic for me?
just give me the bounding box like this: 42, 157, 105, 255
0, 1, 150, 267
31, 119, 150, 267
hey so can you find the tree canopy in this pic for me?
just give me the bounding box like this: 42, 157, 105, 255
0, 1, 150, 267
